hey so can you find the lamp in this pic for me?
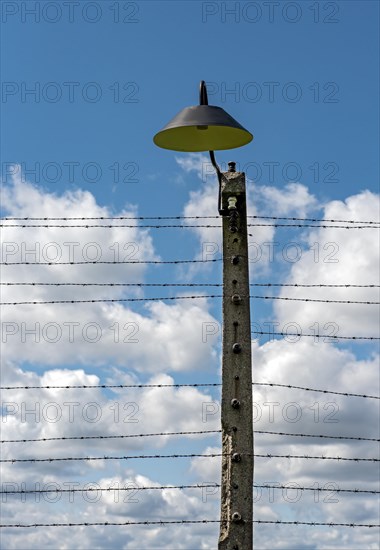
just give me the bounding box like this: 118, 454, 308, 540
153, 81, 253, 214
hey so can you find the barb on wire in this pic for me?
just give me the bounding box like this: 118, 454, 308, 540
248, 215, 380, 225
0, 484, 219, 495
1, 282, 223, 287
1, 483, 378, 496
252, 331, 380, 341
0, 382, 222, 390
254, 283, 380, 288
1, 453, 377, 464
254, 430, 379, 442
0, 216, 217, 222
249, 223, 379, 229
1, 382, 378, 400
0, 258, 222, 266
254, 382, 380, 399
0, 282, 379, 288
0, 223, 221, 228
0, 519, 378, 528
249, 296, 380, 305
2, 429, 378, 445
2, 295, 379, 306
2, 214, 379, 224
1, 430, 221, 444
1, 222, 378, 229
0, 294, 222, 306
254, 484, 379, 494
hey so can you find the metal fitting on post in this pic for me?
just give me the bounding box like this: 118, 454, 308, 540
232, 343, 242, 354
231, 511, 242, 522
231, 399, 240, 409
229, 197, 238, 232
231, 294, 242, 304
228, 196, 237, 210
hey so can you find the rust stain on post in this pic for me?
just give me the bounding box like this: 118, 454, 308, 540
219, 433, 232, 542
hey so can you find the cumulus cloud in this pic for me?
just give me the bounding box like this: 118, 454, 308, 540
1, 170, 157, 296
1, 173, 220, 373
1, 299, 219, 373
272, 190, 380, 336
1, 172, 379, 549
256, 182, 319, 218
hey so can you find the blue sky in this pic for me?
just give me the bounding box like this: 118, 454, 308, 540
1, 1, 379, 549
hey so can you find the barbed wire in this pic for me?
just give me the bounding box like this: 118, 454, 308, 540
249, 216, 380, 225
0, 484, 219, 495
0, 430, 221, 444
257, 284, 379, 288
249, 223, 380, 229
1, 215, 379, 224
0, 382, 222, 390
253, 382, 380, 399
1, 483, 378, 496
1, 453, 377, 464
0, 258, 222, 266
2, 430, 378, 445
1, 282, 378, 288
1, 382, 378, 400
1, 214, 379, 224
1, 214, 379, 225
252, 331, 380, 341
2, 223, 221, 228
1, 223, 378, 229
256, 484, 379, 494
254, 430, 379, 442
250, 296, 379, 304
1, 519, 378, 528
1, 295, 378, 306
0, 294, 222, 305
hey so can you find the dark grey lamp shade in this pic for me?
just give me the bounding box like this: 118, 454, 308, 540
153, 105, 253, 152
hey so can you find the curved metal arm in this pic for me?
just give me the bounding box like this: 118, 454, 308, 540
200, 81, 226, 215
209, 151, 225, 215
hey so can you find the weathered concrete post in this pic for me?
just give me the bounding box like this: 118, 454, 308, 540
218, 164, 253, 550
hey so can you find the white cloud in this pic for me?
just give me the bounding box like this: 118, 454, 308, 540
272, 190, 380, 336
1, 299, 220, 373
1, 170, 158, 296
256, 182, 319, 217
1, 173, 379, 549
1, 173, 220, 374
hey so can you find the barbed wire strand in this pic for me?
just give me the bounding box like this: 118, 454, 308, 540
253, 382, 380, 399
0, 430, 221, 444
1, 382, 378, 400
1, 295, 379, 306
1, 215, 379, 224
1, 223, 378, 229
252, 331, 379, 341
254, 430, 379, 442
1, 519, 378, 528
0, 258, 222, 266
1, 282, 378, 288
2, 430, 378, 444
1, 453, 378, 464
0, 294, 222, 305
1, 484, 378, 496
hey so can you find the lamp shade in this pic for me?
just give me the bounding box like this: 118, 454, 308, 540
153, 105, 253, 152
